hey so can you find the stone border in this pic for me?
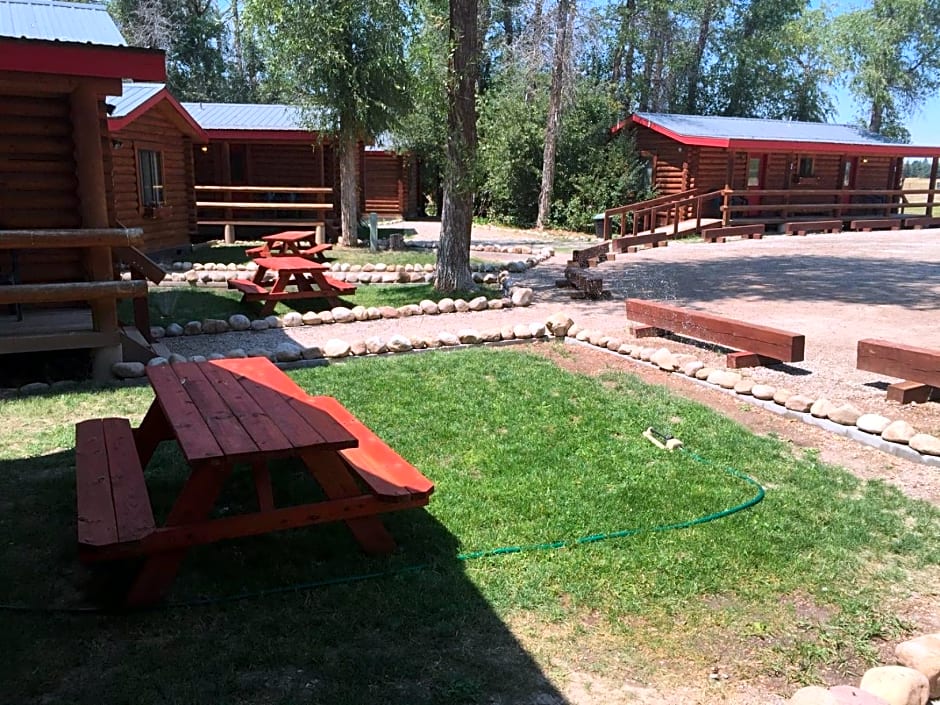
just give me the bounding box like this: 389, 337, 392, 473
9, 312, 940, 463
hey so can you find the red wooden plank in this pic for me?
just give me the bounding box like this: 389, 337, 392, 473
75, 420, 119, 547
199, 362, 294, 452
159, 362, 261, 460
146, 365, 225, 462
251, 462, 275, 512
102, 418, 155, 543
311, 396, 435, 500
625, 299, 805, 363
857, 339, 940, 388
251, 256, 326, 271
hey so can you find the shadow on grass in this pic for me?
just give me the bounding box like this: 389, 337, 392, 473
0, 446, 568, 705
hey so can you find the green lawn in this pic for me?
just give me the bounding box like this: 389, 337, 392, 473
1, 348, 937, 703
119, 282, 501, 327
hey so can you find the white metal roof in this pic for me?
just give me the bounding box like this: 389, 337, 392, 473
0, 0, 125, 45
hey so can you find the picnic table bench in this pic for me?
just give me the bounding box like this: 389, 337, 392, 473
75, 357, 434, 606
245, 231, 335, 262
625, 299, 806, 368
228, 255, 355, 315
856, 338, 940, 403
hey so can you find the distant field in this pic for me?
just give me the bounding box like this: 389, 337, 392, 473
901, 177, 932, 214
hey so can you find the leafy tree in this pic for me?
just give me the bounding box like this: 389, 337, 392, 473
244, 0, 413, 245
834, 0, 940, 138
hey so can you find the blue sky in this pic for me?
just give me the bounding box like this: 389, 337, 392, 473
830, 88, 940, 146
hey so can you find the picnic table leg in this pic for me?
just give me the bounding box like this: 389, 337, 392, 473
301, 450, 396, 555
133, 402, 174, 468
124, 462, 233, 606
251, 461, 275, 512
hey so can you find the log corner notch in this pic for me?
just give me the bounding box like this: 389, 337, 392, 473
856, 338, 940, 404
625, 299, 806, 369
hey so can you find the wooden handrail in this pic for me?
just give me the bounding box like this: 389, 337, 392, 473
196, 201, 333, 210
0, 228, 143, 248
0, 280, 146, 305
195, 185, 333, 194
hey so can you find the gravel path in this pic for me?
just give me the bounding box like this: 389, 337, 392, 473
162, 222, 940, 438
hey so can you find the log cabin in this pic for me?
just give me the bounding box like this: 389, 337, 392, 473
107, 82, 208, 255
182, 101, 418, 239
605, 112, 940, 238
0, 0, 166, 378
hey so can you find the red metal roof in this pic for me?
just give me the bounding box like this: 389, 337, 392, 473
0, 36, 165, 81
615, 112, 940, 157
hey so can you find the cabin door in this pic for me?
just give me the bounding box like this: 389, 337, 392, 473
745, 154, 767, 213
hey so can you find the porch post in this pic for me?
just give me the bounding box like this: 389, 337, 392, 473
928, 157, 938, 217
71, 83, 120, 380
220, 142, 234, 243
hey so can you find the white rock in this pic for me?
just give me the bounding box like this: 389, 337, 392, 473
481, 329, 502, 342
350, 340, 367, 356
352, 305, 369, 321
895, 633, 940, 698
366, 306, 382, 320
859, 665, 930, 705
784, 395, 814, 413
438, 332, 460, 346
468, 296, 489, 311
513, 323, 533, 339
318, 310, 335, 324
190, 355, 207, 363
529, 322, 546, 338
438, 297, 456, 313
246, 348, 273, 360
829, 403, 863, 426
224, 349, 247, 358
302, 310, 322, 325
324, 339, 351, 358
150, 326, 166, 339
545, 312, 574, 338
694, 366, 714, 380
365, 337, 388, 354
275, 342, 303, 362
379, 306, 401, 319
301, 346, 323, 360
882, 420, 917, 444
164, 323, 184, 337
420, 299, 440, 315
228, 314, 251, 331
147, 356, 169, 367
651, 348, 677, 372
265, 315, 282, 329
751, 384, 776, 400
909, 433, 940, 456
681, 360, 704, 376
487, 298, 505, 310
282, 312, 303, 327
387, 335, 413, 352
606, 338, 622, 351
788, 686, 840, 705
734, 379, 754, 395
458, 329, 482, 344
773, 388, 793, 405
511, 287, 534, 306
331, 307, 355, 323
856, 413, 892, 434
202, 318, 229, 335
112, 362, 146, 379
810, 398, 833, 418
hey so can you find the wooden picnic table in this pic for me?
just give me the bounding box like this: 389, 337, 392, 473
245, 231, 334, 262
227, 255, 356, 315
75, 357, 434, 606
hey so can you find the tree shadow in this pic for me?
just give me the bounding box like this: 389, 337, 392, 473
0, 447, 570, 705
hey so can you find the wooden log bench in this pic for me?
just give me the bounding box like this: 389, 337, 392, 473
849, 218, 903, 232
625, 298, 806, 368
75, 418, 155, 560
782, 220, 843, 236
701, 224, 765, 243
902, 216, 940, 230
311, 396, 435, 503
856, 339, 940, 404
569, 241, 611, 268
610, 232, 670, 254
563, 267, 605, 299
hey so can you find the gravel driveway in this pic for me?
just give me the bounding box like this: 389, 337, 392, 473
163, 222, 940, 437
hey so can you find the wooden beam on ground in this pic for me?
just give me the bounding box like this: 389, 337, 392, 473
625, 299, 805, 367
857, 338, 940, 403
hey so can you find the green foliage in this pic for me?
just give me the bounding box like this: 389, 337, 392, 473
477, 73, 649, 230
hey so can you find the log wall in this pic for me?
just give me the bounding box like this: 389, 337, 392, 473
635, 126, 688, 195
112, 102, 196, 253
362, 151, 410, 216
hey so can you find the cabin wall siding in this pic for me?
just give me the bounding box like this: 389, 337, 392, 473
634, 126, 687, 195
112, 103, 195, 253
363, 151, 408, 217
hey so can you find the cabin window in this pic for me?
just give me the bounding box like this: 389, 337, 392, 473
842, 159, 853, 187
747, 157, 762, 187
138, 149, 165, 207
798, 157, 815, 178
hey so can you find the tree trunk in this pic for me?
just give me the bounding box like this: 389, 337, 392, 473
868, 100, 883, 134
535, 0, 573, 229
338, 133, 359, 247
685, 0, 715, 114
437, 0, 479, 293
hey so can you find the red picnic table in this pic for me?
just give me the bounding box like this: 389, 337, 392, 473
227, 255, 356, 315
245, 231, 334, 262
74, 357, 434, 607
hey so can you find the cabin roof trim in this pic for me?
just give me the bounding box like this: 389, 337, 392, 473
107, 82, 208, 142
0, 35, 165, 81
0, 0, 124, 45
613, 112, 940, 157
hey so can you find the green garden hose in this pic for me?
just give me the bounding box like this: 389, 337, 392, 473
0, 429, 765, 614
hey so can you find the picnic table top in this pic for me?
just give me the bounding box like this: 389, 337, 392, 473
261, 231, 318, 244
145, 358, 357, 463
252, 255, 328, 271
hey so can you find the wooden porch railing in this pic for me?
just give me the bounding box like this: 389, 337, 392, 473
0, 229, 150, 370
719, 188, 939, 224
195, 185, 335, 243
603, 187, 725, 240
